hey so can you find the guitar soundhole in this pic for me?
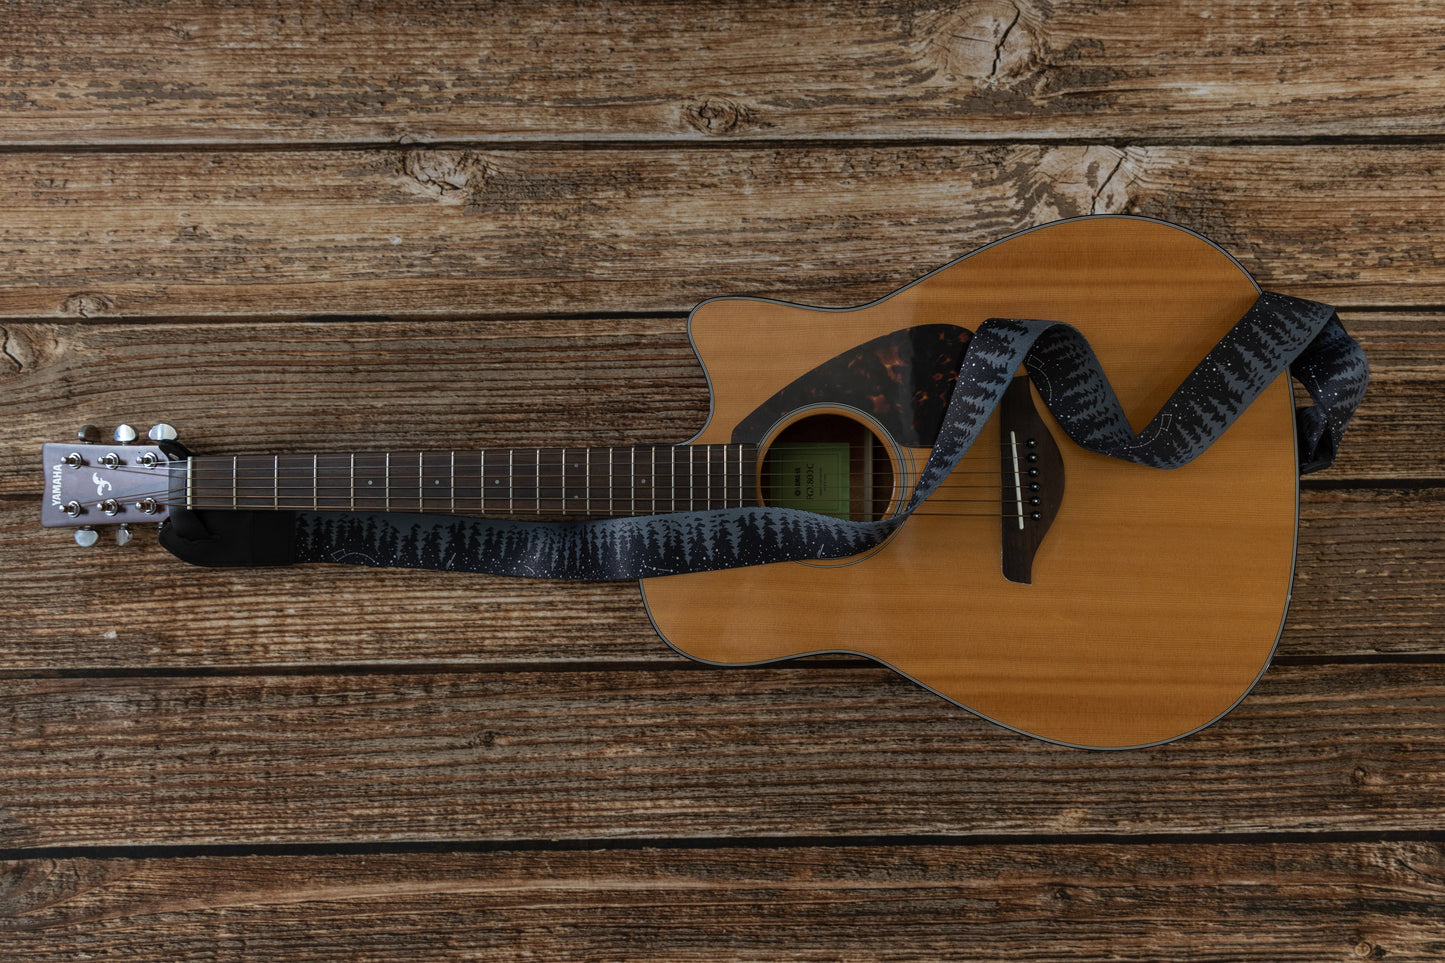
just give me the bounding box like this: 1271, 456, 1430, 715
758, 412, 897, 522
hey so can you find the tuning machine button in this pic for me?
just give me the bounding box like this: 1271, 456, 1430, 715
78, 425, 103, 442
115, 525, 133, 547
147, 423, 178, 442
113, 424, 138, 444
74, 527, 99, 548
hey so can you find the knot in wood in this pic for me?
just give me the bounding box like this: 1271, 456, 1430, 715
684, 98, 755, 135
61, 292, 116, 318
402, 149, 493, 202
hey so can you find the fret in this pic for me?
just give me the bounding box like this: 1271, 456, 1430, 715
705, 445, 716, 508
383, 452, 390, 511
662, 446, 676, 513
734, 443, 742, 509
570, 449, 588, 515
734, 444, 741, 508
482, 451, 494, 517
536, 448, 564, 514
631, 448, 636, 515
460, 450, 482, 515
481, 450, 502, 516
349, 453, 355, 510
450, 450, 455, 514
385, 450, 419, 513
351, 452, 385, 511
231, 455, 267, 509
420, 450, 449, 514
315, 454, 351, 511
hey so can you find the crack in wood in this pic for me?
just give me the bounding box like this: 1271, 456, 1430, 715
1090, 150, 1129, 214
989, 4, 1023, 82
0, 327, 22, 373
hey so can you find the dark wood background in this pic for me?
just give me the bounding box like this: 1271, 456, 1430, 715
2, 2, 1442, 959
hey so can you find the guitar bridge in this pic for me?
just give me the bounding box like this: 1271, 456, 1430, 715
998, 376, 1065, 584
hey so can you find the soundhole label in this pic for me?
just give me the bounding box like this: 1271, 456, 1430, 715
766, 442, 850, 518
760, 412, 897, 523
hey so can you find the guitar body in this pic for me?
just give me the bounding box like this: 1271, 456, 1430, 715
640, 216, 1298, 749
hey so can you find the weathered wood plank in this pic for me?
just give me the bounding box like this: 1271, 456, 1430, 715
2, 0, 1442, 145
0, 663, 1440, 847
0, 147, 1440, 320
2, 842, 1441, 961
1329, 313, 1445, 481
2, 486, 1439, 670
1, 317, 709, 494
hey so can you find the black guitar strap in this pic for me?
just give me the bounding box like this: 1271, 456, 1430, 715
159, 292, 1368, 578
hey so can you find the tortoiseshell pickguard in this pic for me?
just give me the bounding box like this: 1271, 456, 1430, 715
729, 324, 972, 447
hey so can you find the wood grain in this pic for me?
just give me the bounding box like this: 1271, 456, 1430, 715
2, 842, 1441, 961
1, 317, 708, 494
2, 0, 1442, 145
0, 147, 1441, 321
0, 663, 1440, 848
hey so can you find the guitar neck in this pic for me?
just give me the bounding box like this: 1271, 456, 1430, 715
184, 444, 759, 519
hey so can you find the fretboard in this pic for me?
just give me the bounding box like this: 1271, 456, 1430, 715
184, 445, 759, 518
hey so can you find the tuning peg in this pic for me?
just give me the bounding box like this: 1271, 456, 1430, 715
113, 424, 138, 444
147, 423, 178, 442
74, 527, 99, 548
77, 425, 103, 442
115, 524, 133, 547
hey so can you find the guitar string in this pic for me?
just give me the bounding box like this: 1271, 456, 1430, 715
65, 480, 1017, 508
61, 482, 1031, 521
76, 462, 1015, 493
67, 458, 1023, 493
69, 478, 1014, 508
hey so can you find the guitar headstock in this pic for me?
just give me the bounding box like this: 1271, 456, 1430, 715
41, 424, 187, 546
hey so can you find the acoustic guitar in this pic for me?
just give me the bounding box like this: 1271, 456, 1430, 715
41, 216, 1300, 749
